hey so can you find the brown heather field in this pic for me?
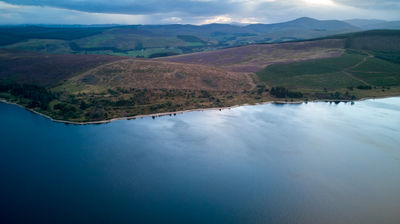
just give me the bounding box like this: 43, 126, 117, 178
62, 59, 255, 93
1, 39, 347, 92
0, 49, 261, 122
0, 49, 125, 86
158, 39, 345, 72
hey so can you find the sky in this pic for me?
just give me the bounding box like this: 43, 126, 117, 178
0, 0, 400, 25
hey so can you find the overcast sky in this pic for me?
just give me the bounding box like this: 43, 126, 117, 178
1, 0, 399, 25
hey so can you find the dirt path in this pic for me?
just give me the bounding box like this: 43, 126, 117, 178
245, 73, 258, 90
343, 53, 373, 86
343, 70, 370, 86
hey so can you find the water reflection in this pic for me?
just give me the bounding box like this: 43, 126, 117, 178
0, 98, 400, 224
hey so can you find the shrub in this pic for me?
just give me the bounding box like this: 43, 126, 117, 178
357, 85, 372, 90
270, 87, 303, 98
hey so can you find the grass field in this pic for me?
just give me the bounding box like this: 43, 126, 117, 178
254, 31, 400, 100
256, 53, 365, 88
2, 39, 72, 54
350, 57, 400, 86
257, 51, 400, 91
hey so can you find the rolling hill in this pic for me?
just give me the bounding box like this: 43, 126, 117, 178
247, 17, 357, 33
159, 39, 345, 72
345, 19, 387, 28
0, 17, 359, 58
346, 19, 400, 30
1, 30, 399, 122
0, 49, 124, 86
256, 30, 400, 98
62, 59, 254, 92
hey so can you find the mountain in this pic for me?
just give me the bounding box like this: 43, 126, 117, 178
345, 19, 387, 28
0, 17, 360, 57
345, 19, 400, 30
248, 17, 358, 33
363, 21, 400, 30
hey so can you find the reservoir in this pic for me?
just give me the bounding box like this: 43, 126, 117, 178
0, 98, 400, 223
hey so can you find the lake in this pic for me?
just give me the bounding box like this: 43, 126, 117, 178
0, 98, 400, 224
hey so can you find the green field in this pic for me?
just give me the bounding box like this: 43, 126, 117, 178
2, 39, 72, 54
257, 51, 400, 94
257, 53, 366, 89
351, 57, 400, 86
257, 30, 400, 92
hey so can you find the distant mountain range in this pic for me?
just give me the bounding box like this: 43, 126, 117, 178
2, 17, 399, 30
0, 17, 399, 58
247, 17, 357, 32
345, 19, 400, 30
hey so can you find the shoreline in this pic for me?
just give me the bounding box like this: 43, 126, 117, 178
1, 96, 398, 125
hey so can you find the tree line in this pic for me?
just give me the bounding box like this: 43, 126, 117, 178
270, 87, 303, 98
0, 82, 54, 110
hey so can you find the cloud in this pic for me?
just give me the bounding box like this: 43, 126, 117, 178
201, 15, 234, 24
0, 1, 149, 24
162, 17, 183, 23
0, 0, 400, 25
1, 0, 235, 16
334, 0, 400, 9
198, 15, 261, 25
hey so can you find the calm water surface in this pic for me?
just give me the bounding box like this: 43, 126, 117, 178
1, 98, 400, 224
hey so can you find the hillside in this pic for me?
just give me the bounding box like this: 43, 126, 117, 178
256, 30, 400, 99
348, 20, 400, 30
344, 30, 400, 51
0, 49, 259, 122
0, 49, 124, 86
159, 39, 345, 72
345, 19, 387, 28
61, 59, 254, 92
368, 21, 400, 30
325, 30, 400, 64
1, 30, 400, 122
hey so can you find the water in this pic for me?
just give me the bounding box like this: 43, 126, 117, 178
0, 98, 400, 224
